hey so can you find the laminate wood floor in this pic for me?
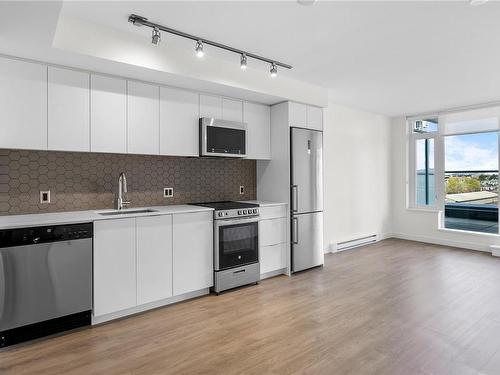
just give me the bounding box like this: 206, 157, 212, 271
3, 239, 500, 375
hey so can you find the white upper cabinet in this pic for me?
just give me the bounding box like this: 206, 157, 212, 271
222, 98, 243, 122
127, 81, 160, 155
93, 218, 137, 317
48, 67, 90, 152
0, 58, 47, 151
244, 102, 271, 160
199, 94, 222, 119
173, 211, 213, 296
160, 87, 199, 157
91, 75, 127, 154
307, 105, 323, 131
288, 102, 307, 128
288, 102, 323, 130
136, 215, 173, 305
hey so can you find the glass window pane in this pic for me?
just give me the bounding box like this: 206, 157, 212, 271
413, 118, 438, 133
416, 138, 435, 206
444, 132, 498, 234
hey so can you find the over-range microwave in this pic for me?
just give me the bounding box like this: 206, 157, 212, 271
199, 117, 247, 158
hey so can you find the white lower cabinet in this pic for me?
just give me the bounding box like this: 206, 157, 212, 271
260, 243, 287, 274
93, 211, 212, 320
136, 215, 173, 305
93, 218, 136, 317
173, 211, 213, 296
258, 205, 288, 276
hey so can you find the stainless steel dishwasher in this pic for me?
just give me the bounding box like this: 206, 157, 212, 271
0, 223, 92, 347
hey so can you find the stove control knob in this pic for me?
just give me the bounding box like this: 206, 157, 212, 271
238, 210, 242, 215
243, 210, 247, 214
254, 209, 258, 214
218, 212, 223, 217
225, 212, 228, 216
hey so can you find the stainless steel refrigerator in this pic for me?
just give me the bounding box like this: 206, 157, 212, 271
290, 127, 324, 273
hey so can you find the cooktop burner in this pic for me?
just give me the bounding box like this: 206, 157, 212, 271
190, 201, 259, 210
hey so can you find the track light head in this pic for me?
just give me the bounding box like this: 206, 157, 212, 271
240, 54, 247, 70
151, 27, 161, 45
195, 40, 204, 58
270, 62, 277, 77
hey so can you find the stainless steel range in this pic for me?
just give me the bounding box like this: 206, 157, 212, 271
191, 201, 260, 294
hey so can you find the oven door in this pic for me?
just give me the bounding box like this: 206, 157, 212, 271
214, 217, 259, 270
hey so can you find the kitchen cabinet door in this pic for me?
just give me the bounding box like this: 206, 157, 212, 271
288, 102, 307, 128
136, 215, 173, 305
199, 94, 222, 119
173, 211, 213, 296
160, 87, 199, 156
127, 81, 160, 155
91, 75, 127, 153
307, 105, 323, 131
0, 57, 47, 150
93, 218, 136, 317
222, 98, 243, 122
260, 243, 287, 274
48, 67, 90, 151
260, 217, 287, 247
244, 102, 271, 160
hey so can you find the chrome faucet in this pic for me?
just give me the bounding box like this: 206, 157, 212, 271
116, 172, 130, 210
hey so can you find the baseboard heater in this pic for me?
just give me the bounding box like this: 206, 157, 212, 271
336, 234, 378, 252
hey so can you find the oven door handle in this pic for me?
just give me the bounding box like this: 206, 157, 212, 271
215, 217, 260, 226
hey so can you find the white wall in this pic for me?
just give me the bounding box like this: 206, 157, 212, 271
323, 101, 392, 251
391, 116, 500, 252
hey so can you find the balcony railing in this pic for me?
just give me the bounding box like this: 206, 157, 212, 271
444, 169, 499, 233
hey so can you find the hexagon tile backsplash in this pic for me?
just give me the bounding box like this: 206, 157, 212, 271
0, 149, 256, 215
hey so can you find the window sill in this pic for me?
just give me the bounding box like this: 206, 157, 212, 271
406, 207, 439, 213
437, 226, 500, 238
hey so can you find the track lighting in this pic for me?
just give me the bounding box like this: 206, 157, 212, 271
129, 14, 292, 77
151, 27, 161, 46
195, 40, 204, 58
270, 63, 277, 78
240, 54, 247, 70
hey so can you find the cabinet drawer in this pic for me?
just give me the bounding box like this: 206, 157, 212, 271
260, 217, 287, 247
260, 243, 287, 274
259, 205, 287, 220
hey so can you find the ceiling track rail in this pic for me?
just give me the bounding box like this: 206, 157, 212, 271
128, 14, 293, 70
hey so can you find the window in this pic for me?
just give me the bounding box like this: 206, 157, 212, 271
416, 138, 435, 206
408, 106, 500, 234
409, 118, 437, 208
443, 132, 498, 234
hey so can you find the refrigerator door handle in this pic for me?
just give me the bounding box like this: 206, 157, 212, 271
292, 217, 299, 244
291, 185, 298, 212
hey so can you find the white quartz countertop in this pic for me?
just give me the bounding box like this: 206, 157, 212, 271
0, 205, 213, 230
239, 200, 287, 207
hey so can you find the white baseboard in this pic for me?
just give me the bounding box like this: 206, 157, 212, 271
390, 232, 492, 253
92, 288, 209, 325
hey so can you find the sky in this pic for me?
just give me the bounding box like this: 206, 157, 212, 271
445, 132, 498, 172
416, 131, 499, 172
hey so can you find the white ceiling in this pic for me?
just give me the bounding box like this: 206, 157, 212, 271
4, 1, 500, 117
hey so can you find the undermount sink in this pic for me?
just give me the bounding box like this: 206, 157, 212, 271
98, 209, 158, 216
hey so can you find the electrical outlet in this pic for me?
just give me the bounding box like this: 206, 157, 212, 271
239, 186, 245, 195
40, 190, 51, 204
163, 188, 174, 198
